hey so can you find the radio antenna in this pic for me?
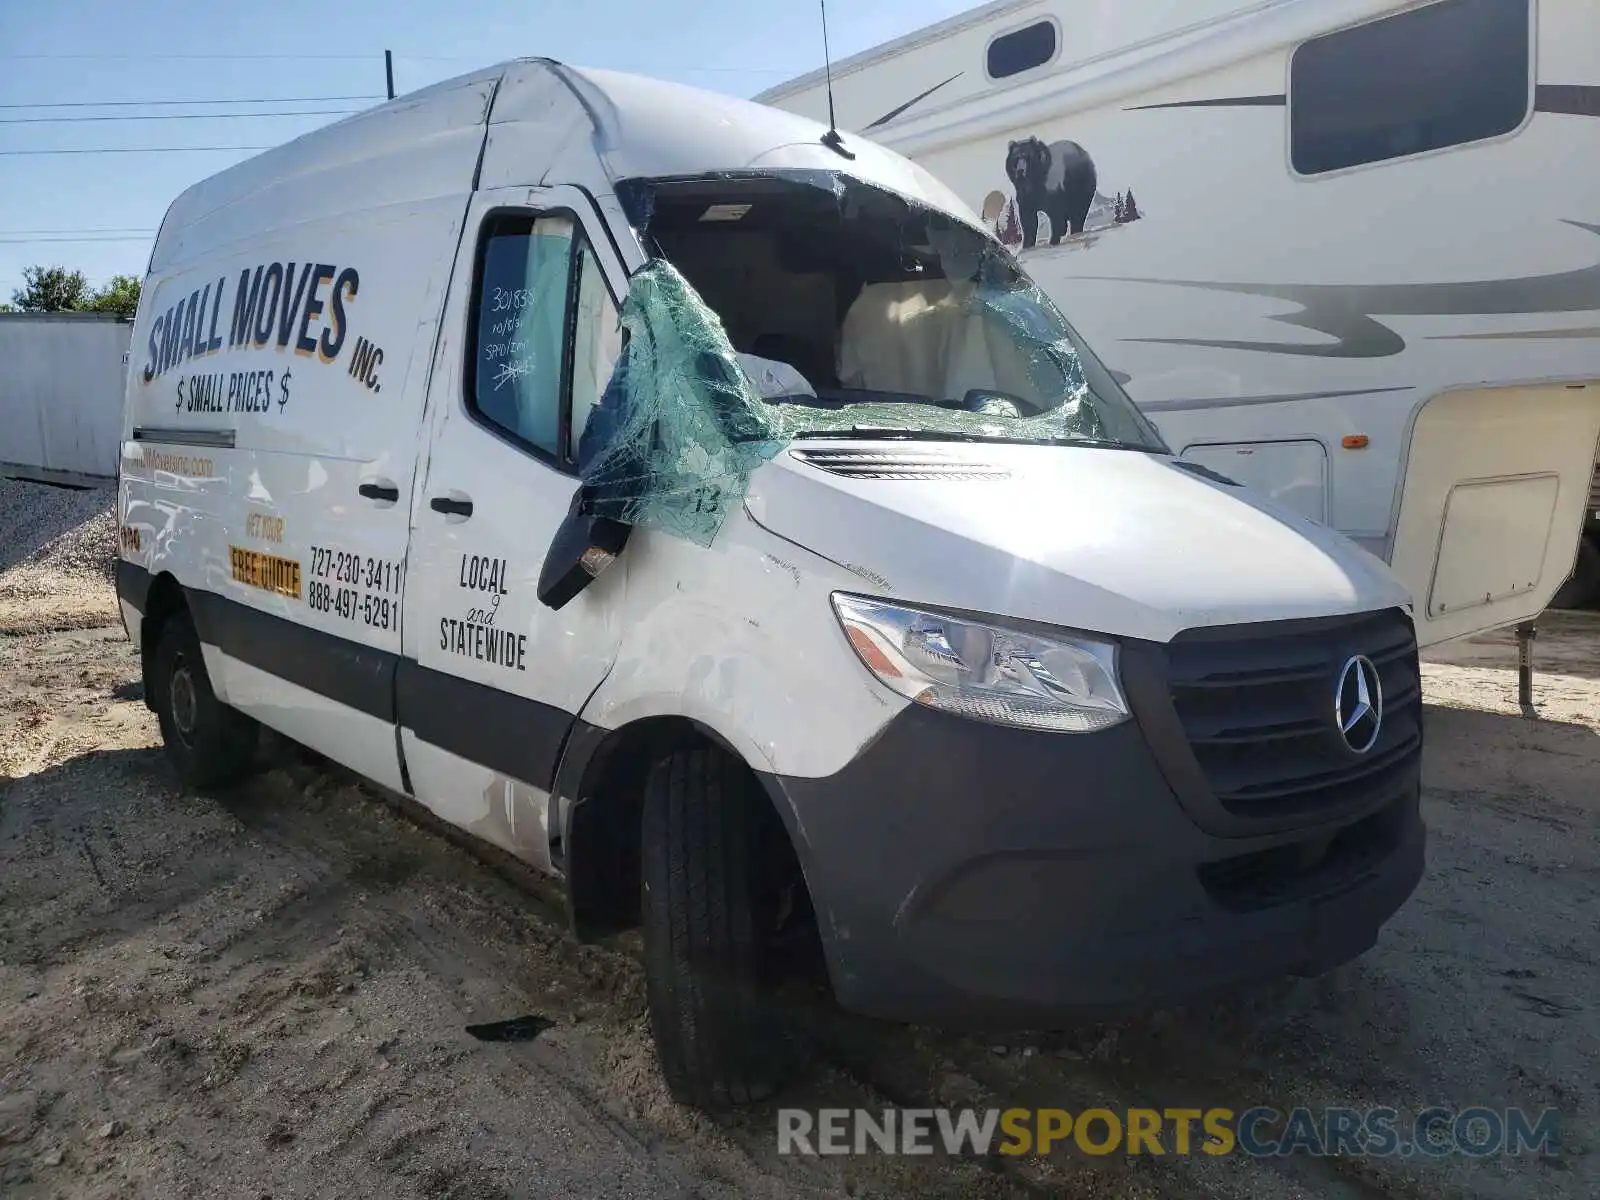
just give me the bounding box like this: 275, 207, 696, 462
818, 0, 855, 159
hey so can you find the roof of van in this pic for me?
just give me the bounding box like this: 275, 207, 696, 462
148, 59, 981, 275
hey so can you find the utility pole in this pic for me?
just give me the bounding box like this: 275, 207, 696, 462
385, 50, 395, 101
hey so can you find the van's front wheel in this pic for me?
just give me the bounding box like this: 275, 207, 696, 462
640, 744, 795, 1110
151, 610, 259, 790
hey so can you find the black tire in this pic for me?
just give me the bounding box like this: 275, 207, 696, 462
1550, 534, 1600, 610
150, 609, 260, 790
641, 745, 795, 1110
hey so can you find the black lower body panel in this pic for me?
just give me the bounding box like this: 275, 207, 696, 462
761, 704, 1424, 1027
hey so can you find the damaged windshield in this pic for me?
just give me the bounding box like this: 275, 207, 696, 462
622, 170, 1165, 451
575, 171, 1168, 547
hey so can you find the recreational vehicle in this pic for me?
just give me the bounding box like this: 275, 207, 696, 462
760, 0, 1600, 645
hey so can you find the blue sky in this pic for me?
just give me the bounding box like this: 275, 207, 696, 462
0, 0, 975, 302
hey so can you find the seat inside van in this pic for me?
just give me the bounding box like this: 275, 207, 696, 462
639, 176, 1054, 416
836, 279, 1048, 412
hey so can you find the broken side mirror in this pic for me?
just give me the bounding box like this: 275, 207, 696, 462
537, 487, 631, 611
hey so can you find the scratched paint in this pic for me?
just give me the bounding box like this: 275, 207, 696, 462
765, 555, 803, 587
843, 563, 893, 591
467, 774, 554, 874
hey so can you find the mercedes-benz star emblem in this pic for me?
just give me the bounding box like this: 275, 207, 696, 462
1334, 654, 1384, 754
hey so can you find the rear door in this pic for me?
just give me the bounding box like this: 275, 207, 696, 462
398, 185, 632, 870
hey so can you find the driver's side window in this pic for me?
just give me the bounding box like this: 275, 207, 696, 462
466, 212, 621, 469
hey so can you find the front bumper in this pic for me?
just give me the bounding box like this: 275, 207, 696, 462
763, 610, 1426, 1026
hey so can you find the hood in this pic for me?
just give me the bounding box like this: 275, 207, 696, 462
742, 440, 1410, 644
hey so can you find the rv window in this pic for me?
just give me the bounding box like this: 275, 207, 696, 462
1290, 0, 1529, 175
466, 213, 620, 467
986, 20, 1057, 80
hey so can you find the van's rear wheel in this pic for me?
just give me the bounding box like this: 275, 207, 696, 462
151, 610, 259, 790
640, 745, 795, 1110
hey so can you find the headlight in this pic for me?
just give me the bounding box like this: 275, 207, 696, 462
830, 593, 1129, 734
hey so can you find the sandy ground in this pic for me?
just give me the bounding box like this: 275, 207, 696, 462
1, 478, 1596, 1199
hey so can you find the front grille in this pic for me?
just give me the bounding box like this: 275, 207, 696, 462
1197, 796, 1407, 911
1163, 609, 1421, 821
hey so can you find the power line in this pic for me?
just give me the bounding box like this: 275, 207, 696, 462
0, 51, 468, 61
0, 228, 155, 235
0, 145, 269, 156
0, 235, 155, 243
399, 57, 790, 72
0, 94, 383, 110
0, 108, 360, 124
0, 52, 390, 60
0, 51, 791, 72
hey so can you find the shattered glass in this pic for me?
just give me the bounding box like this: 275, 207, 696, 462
778, 268, 1115, 446
576, 173, 1165, 547
575, 259, 786, 547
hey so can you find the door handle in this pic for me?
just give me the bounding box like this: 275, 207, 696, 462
358, 482, 400, 503
430, 495, 474, 518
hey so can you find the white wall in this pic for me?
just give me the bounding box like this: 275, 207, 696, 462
0, 314, 132, 482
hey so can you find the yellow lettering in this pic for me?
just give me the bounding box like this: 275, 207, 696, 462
1074, 1109, 1121, 1156
1203, 1109, 1236, 1156
1036, 1109, 1072, 1155
1127, 1108, 1165, 1155
999, 1108, 1033, 1156
1165, 1107, 1203, 1155
246, 513, 284, 543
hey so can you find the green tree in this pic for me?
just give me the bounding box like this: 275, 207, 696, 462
11, 265, 90, 312
84, 274, 142, 319
0, 302, 15, 314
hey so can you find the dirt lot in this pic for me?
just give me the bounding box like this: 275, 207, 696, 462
1, 478, 1596, 1199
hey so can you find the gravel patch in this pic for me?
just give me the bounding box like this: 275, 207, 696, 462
0, 478, 119, 635
0, 477, 117, 577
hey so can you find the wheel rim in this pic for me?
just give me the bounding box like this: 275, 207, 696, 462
169, 654, 198, 747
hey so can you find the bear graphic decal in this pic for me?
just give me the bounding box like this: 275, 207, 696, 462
986, 136, 1141, 252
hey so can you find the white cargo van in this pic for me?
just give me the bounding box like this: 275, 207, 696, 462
116, 59, 1425, 1111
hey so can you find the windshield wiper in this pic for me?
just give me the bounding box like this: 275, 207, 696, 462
790, 427, 1154, 451
790, 427, 999, 443
1041, 435, 1152, 451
